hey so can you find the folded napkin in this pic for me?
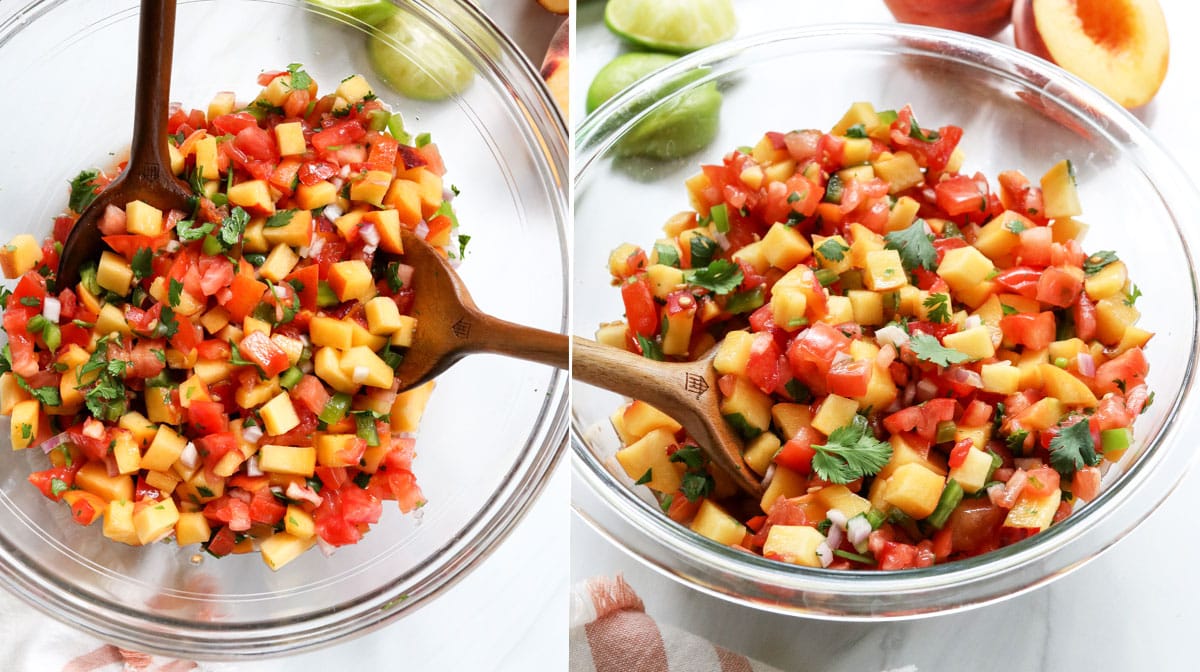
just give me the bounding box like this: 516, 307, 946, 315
0, 587, 205, 672
570, 575, 783, 672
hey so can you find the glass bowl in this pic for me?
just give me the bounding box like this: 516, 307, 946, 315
0, 0, 567, 658
573, 24, 1200, 619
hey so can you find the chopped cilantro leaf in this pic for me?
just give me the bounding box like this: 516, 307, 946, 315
168, 278, 183, 307
909, 332, 971, 366
654, 241, 680, 268
286, 63, 313, 91
175, 219, 214, 243
884, 219, 937, 272
1001, 303, 1019, 316
131, 247, 153, 280
844, 123, 868, 139
811, 415, 892, 484
1049, 419, 1101, 478
635, 469, 652, 485
684, 259, 743, 295
218, 207, 250, 247
817, 238, 849, 263
680, 471, 714, 502
689, 234, 717, 268
264, 209, 296, 229
1083, 250, 1118, 275
15, 375, 61, 407
635, 334, 664, 361
1125, 284, 1142, 306
1004, 219, 1027, 234
668, 445, 705, 470
922, 293, 951, 324
68, 169, 101, 213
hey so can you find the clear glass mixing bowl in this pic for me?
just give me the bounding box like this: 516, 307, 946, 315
573, 24, 1200, 619
0, 0, 567, 657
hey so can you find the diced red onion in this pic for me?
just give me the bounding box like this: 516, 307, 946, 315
309, 236, 326, 257
323, 204, 343, 222
82, 418, 104, 439
297, 246, 310, 258
986, 483, 1007, 508
272, 285, 289, 299
317, 536, 337, 557
916, 378, 939, 401
761, 464, 777, 490
712, 228, 730, 250
42, 297, 61, 323
229, 489, 252, 503
825, 523, 844, 551
816, 541, 834, 568
831, 351, 852, 366
989, 326, 1003, 347
393, 263, 415, 288
415, 220, 429, 239
104, 455, 119, 478
286, 481, 323, 506
242, 425, 264, 444
300, 360, 314, 374
826, 508, 848, 529
1126, 385, 1150, 415
876, 344, 897, 370
39, 430, 72, 454
1077, 353, 1096, 377
359, 223, 380, 247
875, 325, 910, 348
902, 381, 917, 406
442, 187, 455, 202
164, 240, 181, 253
338, 164, 351, 179
945, 366, 983, 389
847, 515, 872, 551
245, 455, 263, 477
179, 441, 199, 469
352, 366, 369, 384
964, 315, 982, 330
1013, 457, 1042, 471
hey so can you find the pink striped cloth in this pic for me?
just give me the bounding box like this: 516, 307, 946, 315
0, 587, 204, 672
570, 575, 783, 672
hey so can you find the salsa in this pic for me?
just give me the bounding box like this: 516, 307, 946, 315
601, 103, 1151, 570
0, 66, 461, 570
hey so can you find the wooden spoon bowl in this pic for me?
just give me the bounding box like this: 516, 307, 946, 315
58, 0, 192, 289
572, 336, 764, 497
391, 227, 569, 391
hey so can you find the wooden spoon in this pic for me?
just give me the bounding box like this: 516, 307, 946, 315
58, 0, 191, 289
573, 336, 764, 497
391, 227, 569, 391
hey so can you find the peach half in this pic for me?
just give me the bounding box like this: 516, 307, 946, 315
1013, 0, 1169, 108
883, 0, 1015, 37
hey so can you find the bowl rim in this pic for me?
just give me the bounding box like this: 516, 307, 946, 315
0, 0, 570, 657
572, 22, 1200, 619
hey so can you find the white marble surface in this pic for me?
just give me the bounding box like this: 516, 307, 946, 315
573, 1, 1200, 670
0, 1, 567, 671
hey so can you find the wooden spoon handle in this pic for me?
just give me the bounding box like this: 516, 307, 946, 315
467, 313, 570, 371
571, 336, 700, 412
126, 0, 177, 181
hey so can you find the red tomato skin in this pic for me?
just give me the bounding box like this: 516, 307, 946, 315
621, 277, 659, 339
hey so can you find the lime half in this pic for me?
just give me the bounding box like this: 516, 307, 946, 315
367, 12, 474, 101
307, 0, 399, 27
586, 52, 678, 114
604, 0, 737, 53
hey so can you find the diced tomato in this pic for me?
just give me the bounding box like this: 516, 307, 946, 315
196, 339, 231, 361
67, 420, 111, 462
1016, 226, 1053, 267
787, 322, 850, 377
621, 277, 658, 338
298, 160, 338, 186
196, 432, 239, 472
205, 526, 237, 557
998, 170, 1047, 224
204, 496, 251, 532
1023, 467, 1060, 497
1094, 347, 1149, 396
66, 491, 105, 526
1035, 266, 1083, 308
169, 316, 203, 355
935, 174, 987, 217
187, 400, 229, 436
948, 439, 973, 469
311, 120, 366, 156
198, 255, 236, 297
291, 375, 331, 416
1073, 293, 1097, 342
826, 358, 872, 398
999, 311, 1055, 351
285, 264, 320, 311
365, 135, 399, 173
877, 541, 920, 570
223, 271, 268, 321
774, 427, 820, 474
745, 332, 782, 394
1071, 466, 1102, 502
248, 486, 286, 525
238, 330, 290, 377
28, 466, 78, 501
883, 398, 955, 441
960, 400, 993, 427
211, 112, 260, 136
416, 143, 446, 176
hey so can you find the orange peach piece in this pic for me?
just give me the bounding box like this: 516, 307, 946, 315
1013, 0, 1168, 108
